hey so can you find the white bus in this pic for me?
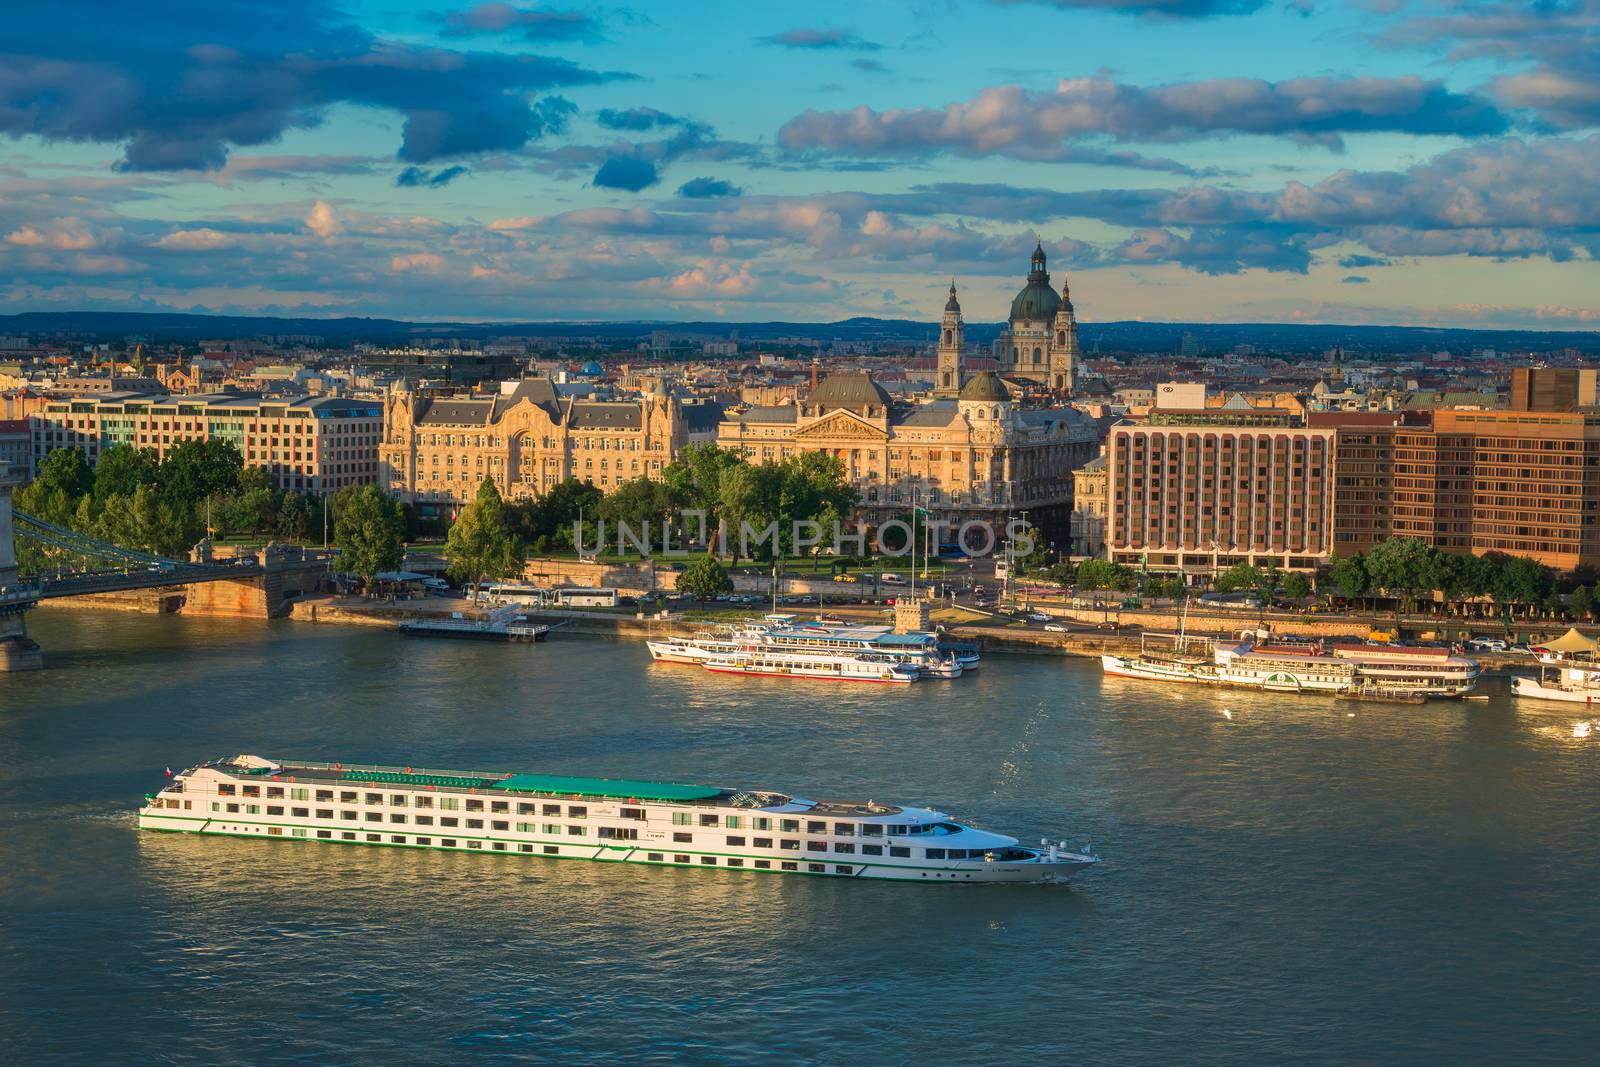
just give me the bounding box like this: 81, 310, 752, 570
554, 587, 619, 608
469, 582, 544, 604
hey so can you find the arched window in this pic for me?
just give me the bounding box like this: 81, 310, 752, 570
1033, 347, 1042, 364
1057, 331, 1065, 345
943, 329, 952, 344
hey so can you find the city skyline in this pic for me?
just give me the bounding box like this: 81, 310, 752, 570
2, 1, 1598, 329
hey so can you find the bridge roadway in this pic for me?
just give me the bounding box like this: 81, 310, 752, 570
0, 559, 267, 608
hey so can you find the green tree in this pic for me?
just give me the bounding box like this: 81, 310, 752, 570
227, 485, 279, 536
1212, 562, 1263, 594
1280, 571, 1312, 601
1074, 558, 1132, 591
1327, 553, 1369, 602
35, 446, 94, 498
446, 477, 525, 590
1046, 560, 1079, 592
510, 478, 602, 552
1365, 537, 1433, 615
718, 453, 856, 561
332, 484, 406, 583
598, 477, 678, 551
1571, 584, 1598, 622
661, 443, 744, 535
92, 444, 159, 501
157, 438, 243, 510
677, 554, 734, 599
1496, 555, 1553, 613
277, 491, 314, 540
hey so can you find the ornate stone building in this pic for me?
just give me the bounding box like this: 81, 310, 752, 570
994, 242, 1078, 393
717, 370, 1099, 537
380, 378, 721, 512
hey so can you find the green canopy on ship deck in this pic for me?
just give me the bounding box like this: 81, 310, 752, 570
492, 774, 721, 802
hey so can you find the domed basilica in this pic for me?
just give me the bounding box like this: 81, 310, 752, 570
934, 241, 1079, 398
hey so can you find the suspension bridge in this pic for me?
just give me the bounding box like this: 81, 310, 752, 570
1, 469, 327, 671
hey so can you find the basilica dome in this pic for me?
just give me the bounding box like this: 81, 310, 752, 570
1009, 242, 1061, 323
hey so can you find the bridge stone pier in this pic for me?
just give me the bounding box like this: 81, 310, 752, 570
0, 464, 43, 671
180, 542, 329, 619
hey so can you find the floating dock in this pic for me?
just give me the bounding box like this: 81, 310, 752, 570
397, 606, 547, 643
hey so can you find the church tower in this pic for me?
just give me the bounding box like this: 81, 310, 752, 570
1050, 275, 1079, 394
935, 280, 964, 398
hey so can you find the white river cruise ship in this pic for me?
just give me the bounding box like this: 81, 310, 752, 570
139, 756, 1099, 884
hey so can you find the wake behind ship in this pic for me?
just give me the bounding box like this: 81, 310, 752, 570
140, 756, 1098, 884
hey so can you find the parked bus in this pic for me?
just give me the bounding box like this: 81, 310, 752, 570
469, 582, 544, 604
553, 587, 619, 608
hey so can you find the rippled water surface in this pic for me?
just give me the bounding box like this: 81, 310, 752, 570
3, 611, 1597, 1064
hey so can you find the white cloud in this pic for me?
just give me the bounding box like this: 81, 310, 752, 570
6, 220, 97, 250
154, 228, 235, 250
306, 200, 343, 239
390, 252, 445, 273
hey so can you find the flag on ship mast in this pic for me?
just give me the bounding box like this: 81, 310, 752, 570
165, 767, 173, 778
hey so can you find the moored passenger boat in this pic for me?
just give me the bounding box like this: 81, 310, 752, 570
1102, 633, 1479, 698
138, 756, 1098, 883
703, 649, 919, 683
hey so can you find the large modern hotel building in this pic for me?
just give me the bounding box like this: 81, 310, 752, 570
1099, 371, 1600, 575
1104, 401, 1336, 573
30, 392, 383, 493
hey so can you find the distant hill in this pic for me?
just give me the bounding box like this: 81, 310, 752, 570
1, 310, 1596, 355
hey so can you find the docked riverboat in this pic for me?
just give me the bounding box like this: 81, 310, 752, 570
646, 615, 977, 679
138, 755, 1098, 883
703, 649, 919, 684
1102, 633, 1479, 699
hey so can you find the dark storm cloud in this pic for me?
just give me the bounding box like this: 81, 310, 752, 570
1338, 253, 1392, 269
593, 156, 659, 191
677, 177, 742, 198
396, 165, 469, 187
597, 108, 685, 132
995, 0, 1269, 16
759, 28, 882, 50
0, 1, 620, 171
440, 4, 602, 42
778, 75, 1511, 159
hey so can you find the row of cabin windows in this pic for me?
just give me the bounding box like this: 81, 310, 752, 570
211, 803, 604, 836
217, 783, 607, 818
209, 805, 967, 860
668, 811, 916, 836
214, 786, 932, 838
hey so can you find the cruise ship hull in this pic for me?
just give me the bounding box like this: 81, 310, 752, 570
704, 662, 915, 683
138, 815, 1093, 882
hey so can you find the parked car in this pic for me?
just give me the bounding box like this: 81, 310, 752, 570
1507, 644, 1535, 655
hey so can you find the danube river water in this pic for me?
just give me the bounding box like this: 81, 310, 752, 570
3, 612, 1597, 1064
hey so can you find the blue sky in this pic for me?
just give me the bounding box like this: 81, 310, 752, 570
1, 0, 1597, 328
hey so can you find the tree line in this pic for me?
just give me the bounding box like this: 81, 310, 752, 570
18, 442, 328, 567
444, 444, 856, 598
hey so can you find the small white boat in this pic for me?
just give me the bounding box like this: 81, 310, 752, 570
1511, 665, 1600, 704
920, 657, 964, 679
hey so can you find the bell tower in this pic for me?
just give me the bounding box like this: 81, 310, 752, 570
935, 280, 964, 398
1051, 275, 1079, 394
